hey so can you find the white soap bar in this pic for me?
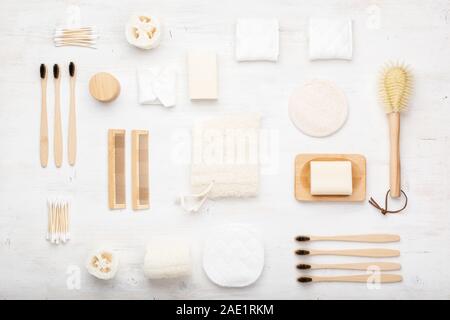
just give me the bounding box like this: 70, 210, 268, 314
187, 50, 218, 100
310, 161, 352, 195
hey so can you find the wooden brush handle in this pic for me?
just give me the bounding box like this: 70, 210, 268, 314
389, 112, 401, 197
308, 274, 402, 283
54, 79, 62, 167
310, 262, 401, 271
310, 234, 400, 243
309, 248, 400, 258
40, 79, 48, 167
68, 78, 76, 166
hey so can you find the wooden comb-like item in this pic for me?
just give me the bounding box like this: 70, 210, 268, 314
108, 129, 126, 209
132, 130, 149, 210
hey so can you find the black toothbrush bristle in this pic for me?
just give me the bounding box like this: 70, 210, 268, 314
295, 236, 310, 241
40, 64, 46, 79
295, 249, 310, 255
53, 64, 59, 78
297, 264, 311, 270
298, 277, 313, 283
69, 61, 75, 77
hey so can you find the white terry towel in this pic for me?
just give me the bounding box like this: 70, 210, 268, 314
143, 237, 191, 279
137, 67, 176, 107
235, 18, 279, 62
191, 113, 260, 199
308, 18, 353, 61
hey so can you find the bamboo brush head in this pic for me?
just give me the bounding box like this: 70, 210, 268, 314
379, 63, 412, 113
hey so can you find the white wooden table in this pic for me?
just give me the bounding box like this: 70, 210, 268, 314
0, 0, 449, 300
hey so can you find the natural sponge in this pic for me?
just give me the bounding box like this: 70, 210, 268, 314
125, 14, 161, 50
86, 248, 119, 280
143, 237, 191, 279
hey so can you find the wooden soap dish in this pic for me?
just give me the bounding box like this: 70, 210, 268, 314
294, 154, 366, 202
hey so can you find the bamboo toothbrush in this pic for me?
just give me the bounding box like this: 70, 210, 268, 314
298, 274, 402, 283
297, 262, 401, 271
295, 234, 400, 243
295, 248, 400, 258
379, 63, 412, 198
68, 62, 77, 166
53, 64, 62, 167
39, 64, 48, 167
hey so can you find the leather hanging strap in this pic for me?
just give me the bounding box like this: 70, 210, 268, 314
369, 189, 408, 215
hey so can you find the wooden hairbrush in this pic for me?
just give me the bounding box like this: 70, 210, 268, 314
379, 63, 412, 198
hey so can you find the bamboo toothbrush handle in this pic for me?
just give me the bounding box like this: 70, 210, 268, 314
311, 234, 400, 243
308, 274, 402, 283
389, 112, 401, 198
40, 80, 48, 167
54, 80, 62, 167
311, 262, 401, 271
310, 248, 400, 258
68, 79, 76, 166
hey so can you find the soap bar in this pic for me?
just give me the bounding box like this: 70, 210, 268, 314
310, 161, 352, 195
187, 50, 218, 100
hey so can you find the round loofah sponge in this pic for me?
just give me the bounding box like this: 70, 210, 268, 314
289, 80, 348, 137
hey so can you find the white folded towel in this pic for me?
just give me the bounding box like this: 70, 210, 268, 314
137, 67, 176, 107
235, 18, 279, 62
308, 18, 353, 61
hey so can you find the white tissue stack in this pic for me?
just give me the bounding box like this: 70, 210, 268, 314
235, 18, 279, 62
308, 18, 353, 60
137, 67, 176, 107
143, 237, 191, 279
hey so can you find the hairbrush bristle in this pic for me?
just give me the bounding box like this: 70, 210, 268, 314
296, 264, 311, 270
295, 236, 310, 241
379, 62, 412, 113
53, 64, 59, 79
40, 64, 46, 79
297, 277, 312, 283
295, 249, 310, 255
69, 61, 75, 77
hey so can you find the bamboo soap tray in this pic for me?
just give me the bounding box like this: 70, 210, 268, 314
294, 154, 366, 202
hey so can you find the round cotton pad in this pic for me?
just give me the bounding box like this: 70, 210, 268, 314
289, 80, 348, 137
202, 226, 264, 287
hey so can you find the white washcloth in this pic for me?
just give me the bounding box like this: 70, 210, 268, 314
309, 18, 353, 61
137, 67, 176, 107
235, 18, 279, 62
191, 113, 260, 199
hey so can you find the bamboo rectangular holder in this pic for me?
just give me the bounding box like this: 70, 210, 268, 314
108, 129, 126, 209
131, 130, 150, 210
294, 154, 366, 202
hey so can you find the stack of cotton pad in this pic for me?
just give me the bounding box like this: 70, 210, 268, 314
203, 226, 264, 287
289, 80, 348, 137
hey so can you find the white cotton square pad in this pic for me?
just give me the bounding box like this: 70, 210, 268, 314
235, 18, 279, 62
143, 237, 191, 279
191, 113, 260, 198
203, 226, 264, 287
187, 50, 218, 100
309, 18, 353, 60
137, 67, 176, 107
310, 161, 353, 195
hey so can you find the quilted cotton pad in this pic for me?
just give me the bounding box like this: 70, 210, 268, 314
288, 80, 348, 137
202, 226, 264, 287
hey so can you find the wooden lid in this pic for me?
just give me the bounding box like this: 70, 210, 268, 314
89, 72, 121, 102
